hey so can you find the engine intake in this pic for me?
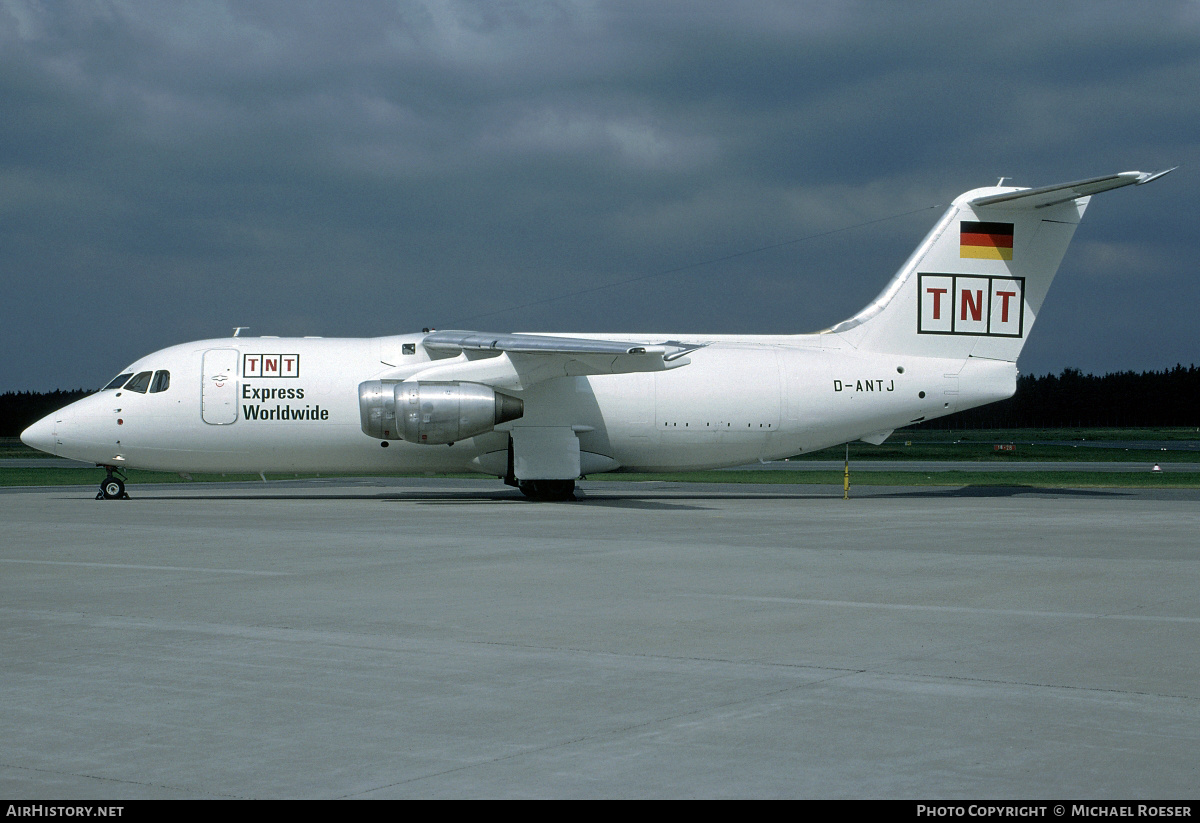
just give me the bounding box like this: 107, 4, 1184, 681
359, 381, 523, 445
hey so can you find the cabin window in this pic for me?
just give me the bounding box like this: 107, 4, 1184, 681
103, 373, 134, 390
149, 370, 171, 393
124, 371, 153, 394
402, 343, 416, 355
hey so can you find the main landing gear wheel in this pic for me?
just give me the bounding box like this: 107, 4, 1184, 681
517, 479, 576, 501
97, 468, 129, 500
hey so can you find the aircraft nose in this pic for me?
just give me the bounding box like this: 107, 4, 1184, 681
20, 413, 59, 456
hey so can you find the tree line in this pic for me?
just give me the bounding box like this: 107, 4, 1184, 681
1, 389, 92, 438
1, 364, 1197, 438
914, 364, 1200, 430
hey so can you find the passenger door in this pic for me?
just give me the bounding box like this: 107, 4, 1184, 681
202, 349, 239, 425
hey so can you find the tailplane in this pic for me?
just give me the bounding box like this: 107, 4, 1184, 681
830, 170, 1174, 362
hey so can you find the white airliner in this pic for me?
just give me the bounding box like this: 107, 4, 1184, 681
21, 170, 1173, 499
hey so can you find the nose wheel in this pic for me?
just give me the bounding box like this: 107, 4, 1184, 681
97, 467, 129, 500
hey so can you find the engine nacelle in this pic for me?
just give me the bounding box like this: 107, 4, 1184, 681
358, 380, 523, 445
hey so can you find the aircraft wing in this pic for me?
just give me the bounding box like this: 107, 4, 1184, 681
971, 168, 1175, 209
403, 330, 701, 391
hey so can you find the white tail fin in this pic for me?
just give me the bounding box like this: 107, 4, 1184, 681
830, 170, 1174, 362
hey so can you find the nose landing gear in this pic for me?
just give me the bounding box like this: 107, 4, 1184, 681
97, 467, 130, 500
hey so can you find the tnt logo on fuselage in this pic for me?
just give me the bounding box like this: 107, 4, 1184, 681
917, 274, 1025, 338
243, 354, 300, 378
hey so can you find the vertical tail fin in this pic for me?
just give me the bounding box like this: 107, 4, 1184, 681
830, 170, 1173, 362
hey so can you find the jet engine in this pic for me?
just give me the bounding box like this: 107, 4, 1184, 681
358, 380, 523, 445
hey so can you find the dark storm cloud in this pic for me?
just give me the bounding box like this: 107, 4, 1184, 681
1, 0, 1197, 390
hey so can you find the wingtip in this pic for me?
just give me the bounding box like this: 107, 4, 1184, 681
1135, 167, 1178, 185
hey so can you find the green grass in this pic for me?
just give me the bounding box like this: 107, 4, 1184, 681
901, 426, 1200, 442
0, 467, 487, 488
792, 426, 1200, 463
793, 442, 1199, 463
5, 429, 1198, 490
0, 438, 48, 458
3, 466, 1198, 490
0, 468, 289, 487
592, 470, 1200, 489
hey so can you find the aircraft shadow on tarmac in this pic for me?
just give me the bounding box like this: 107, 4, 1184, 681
99, 489, 709, 511
64, 480, 1135, 507
867, 484, 1131, 499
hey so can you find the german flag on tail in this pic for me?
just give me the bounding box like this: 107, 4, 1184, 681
960, 221, 1014, 260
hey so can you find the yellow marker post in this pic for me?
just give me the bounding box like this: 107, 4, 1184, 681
843, 443, 850, 500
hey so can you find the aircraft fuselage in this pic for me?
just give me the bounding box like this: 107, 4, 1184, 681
25, 332, 1012, 476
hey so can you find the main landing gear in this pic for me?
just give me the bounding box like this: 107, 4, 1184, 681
517, 479, 576, 501
504, 436, 577, 501
97, 467, 130, 500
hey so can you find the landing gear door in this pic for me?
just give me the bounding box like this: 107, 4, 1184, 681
202, 349, 239, 425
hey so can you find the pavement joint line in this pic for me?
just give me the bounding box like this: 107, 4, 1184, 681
689, 594, 1200, 624
16, 606, 1192, 705
0, 558, 291, 576
340, 677, 835, 799
0, 760, 246, 800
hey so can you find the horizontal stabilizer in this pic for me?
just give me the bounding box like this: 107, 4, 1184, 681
971, 168, 1176, 209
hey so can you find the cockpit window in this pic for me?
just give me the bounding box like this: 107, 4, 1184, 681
104, 373, 134, 390
149, 370, 170, 393
124, 371, 153, 394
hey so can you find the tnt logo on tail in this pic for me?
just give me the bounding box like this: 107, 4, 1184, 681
918, 274, 1024, 337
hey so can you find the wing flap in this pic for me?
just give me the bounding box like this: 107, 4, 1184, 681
423, 330, 690, 357
411, 330, 700, 391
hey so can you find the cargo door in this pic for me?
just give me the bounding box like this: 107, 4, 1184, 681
202, 349, 239, 425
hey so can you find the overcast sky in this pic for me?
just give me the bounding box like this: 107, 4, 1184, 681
2, 0, 1197, 391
